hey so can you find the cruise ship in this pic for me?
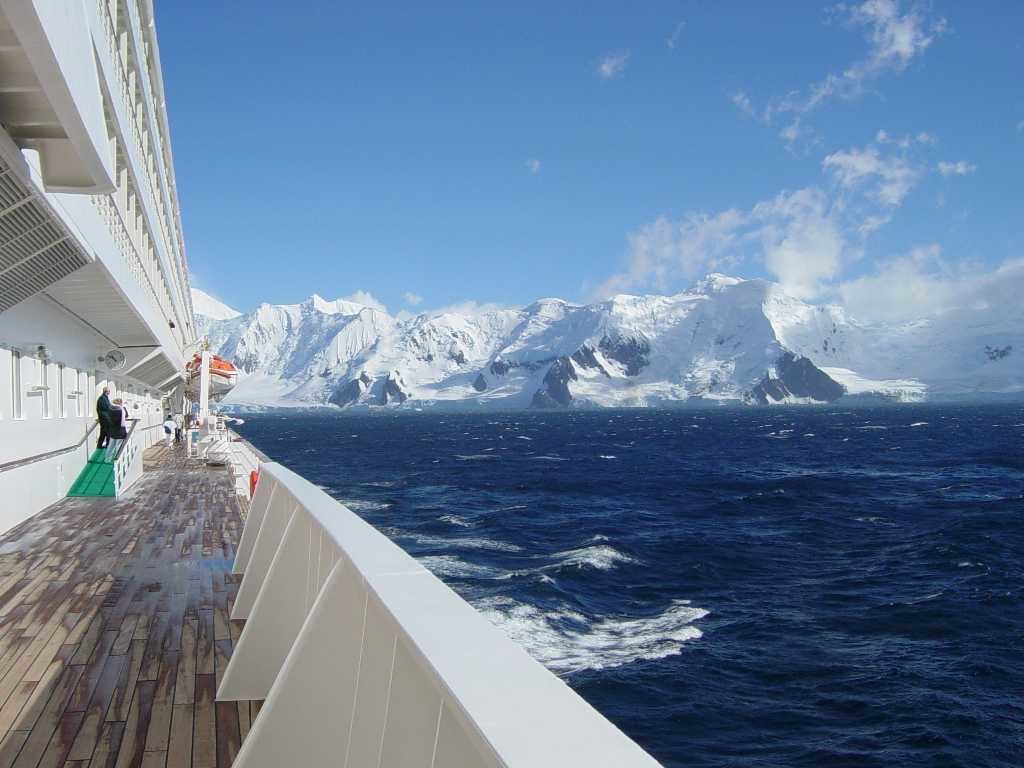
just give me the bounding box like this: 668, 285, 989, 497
0, 3, 661, 766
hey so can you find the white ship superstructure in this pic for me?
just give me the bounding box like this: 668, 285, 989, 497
0, 3, 664, 766
0, 0, 193, 529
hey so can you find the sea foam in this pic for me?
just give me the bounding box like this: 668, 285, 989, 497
476, 596, 708, 674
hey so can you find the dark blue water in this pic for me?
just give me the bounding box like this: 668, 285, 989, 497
235, 405, 1024, 767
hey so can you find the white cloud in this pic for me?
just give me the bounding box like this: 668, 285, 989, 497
427, 300, 509, 318
823, 144, 919, 206
597, 51, 629, 80
525, 158, 542, 175
731, 91, 760, 120
734, 1, 946, 142
875, 129, 937, 148
595, 126, 943, 301
341, 290, 387, 313
667, 21, 686, 49
753, 188, 846, 298
837, 248, 1023, 322
936, 160, 976, 176
595, 187, 850, 300
402, 291, 423, 306
593, 208, 745, 298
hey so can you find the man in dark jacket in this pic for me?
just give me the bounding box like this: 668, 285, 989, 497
96, 387, 112, 449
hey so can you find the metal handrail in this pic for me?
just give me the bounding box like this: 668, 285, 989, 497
113, 418, 140, 462
0, 419, 99, 473
228, 429, 272, 464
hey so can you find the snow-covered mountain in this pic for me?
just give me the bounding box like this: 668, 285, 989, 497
192, 288, 241, 322
192, 275, 1022, 409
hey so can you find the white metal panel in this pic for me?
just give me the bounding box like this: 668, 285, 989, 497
230, 491, 295, 620
227, 561, 368, 768
433, 701, 501, 768
380, 638, 444, 768
232, 480, 273, 575
217, 507, 315, 702
346, 597, 397, 768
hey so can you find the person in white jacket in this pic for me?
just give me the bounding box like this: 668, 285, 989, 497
163, 415, 176, 447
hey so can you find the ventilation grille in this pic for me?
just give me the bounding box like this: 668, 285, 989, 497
0, 157, 91, 313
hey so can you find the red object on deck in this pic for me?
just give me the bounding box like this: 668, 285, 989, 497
249, 469, 259, 496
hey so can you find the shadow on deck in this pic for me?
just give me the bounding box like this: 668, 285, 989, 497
0, 443, 258, 768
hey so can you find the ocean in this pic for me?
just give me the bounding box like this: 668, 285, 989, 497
234, 405, 1024, 767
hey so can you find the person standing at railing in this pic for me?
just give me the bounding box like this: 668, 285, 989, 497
105, 398, 128, 461
96, 387, 112, 450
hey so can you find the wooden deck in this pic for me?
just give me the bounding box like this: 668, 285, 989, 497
0, 444, 256, 768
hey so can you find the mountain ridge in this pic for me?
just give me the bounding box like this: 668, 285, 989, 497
192, 275, 1022, 409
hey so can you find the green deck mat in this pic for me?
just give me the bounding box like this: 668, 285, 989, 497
67, 449, 116, 497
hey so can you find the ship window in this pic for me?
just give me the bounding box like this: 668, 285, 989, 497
40, 361, 50, 419
11, 350, 23, 420
57, 364, 65, 418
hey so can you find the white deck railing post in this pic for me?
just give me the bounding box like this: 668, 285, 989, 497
230, 485, 294, 621
219, 506, 326, 701
232, 478, 274, 575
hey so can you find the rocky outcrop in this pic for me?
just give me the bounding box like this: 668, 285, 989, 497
472, 373, 488, 392
599, 334, 649, 376
381, 370, 411, 405
750, 353, 844, 404
531, 357, 577, 408
985, 344, 1012, 361
330, 371, 372, 406
571, 345, 610, 377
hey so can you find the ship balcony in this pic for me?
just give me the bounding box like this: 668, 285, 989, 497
0, 0, 115, 193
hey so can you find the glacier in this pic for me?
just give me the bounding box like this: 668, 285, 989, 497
192, 274, 1022, 410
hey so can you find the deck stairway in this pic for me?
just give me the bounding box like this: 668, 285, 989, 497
66, 421, 143, 499
65, 450, 115, 497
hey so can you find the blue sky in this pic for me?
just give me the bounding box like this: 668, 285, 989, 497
158, 1, 1023, 321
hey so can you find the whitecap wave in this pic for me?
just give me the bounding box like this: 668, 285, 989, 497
599, 454, 617, 460
909, 421, 929, 427
418, 555, 504, 579
550, 543, 640, 571
404, 532, 523, 552
476, 597, 707, 674
439, 514, 473, 527
456, 454, 497, 461
339, 498, 392, 513
530, 455, 568, 462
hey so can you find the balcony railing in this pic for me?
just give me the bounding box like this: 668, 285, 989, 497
113, 417, 142, 494
219, 462, 661, 767
92, 193, 185, 349
94, 0, 191, 333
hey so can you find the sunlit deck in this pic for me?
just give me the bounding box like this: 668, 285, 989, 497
0, 444, 255, 768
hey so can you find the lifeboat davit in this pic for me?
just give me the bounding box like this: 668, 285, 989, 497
185, 353, 238, 401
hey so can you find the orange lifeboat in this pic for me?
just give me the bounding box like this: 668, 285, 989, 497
185, 353, 239, 401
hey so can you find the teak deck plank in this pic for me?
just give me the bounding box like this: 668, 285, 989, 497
0, 447, 252, 768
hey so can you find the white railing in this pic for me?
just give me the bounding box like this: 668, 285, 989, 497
219, 462, 662, 767
201, 428, 264, 500
113, 418, 142, 494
